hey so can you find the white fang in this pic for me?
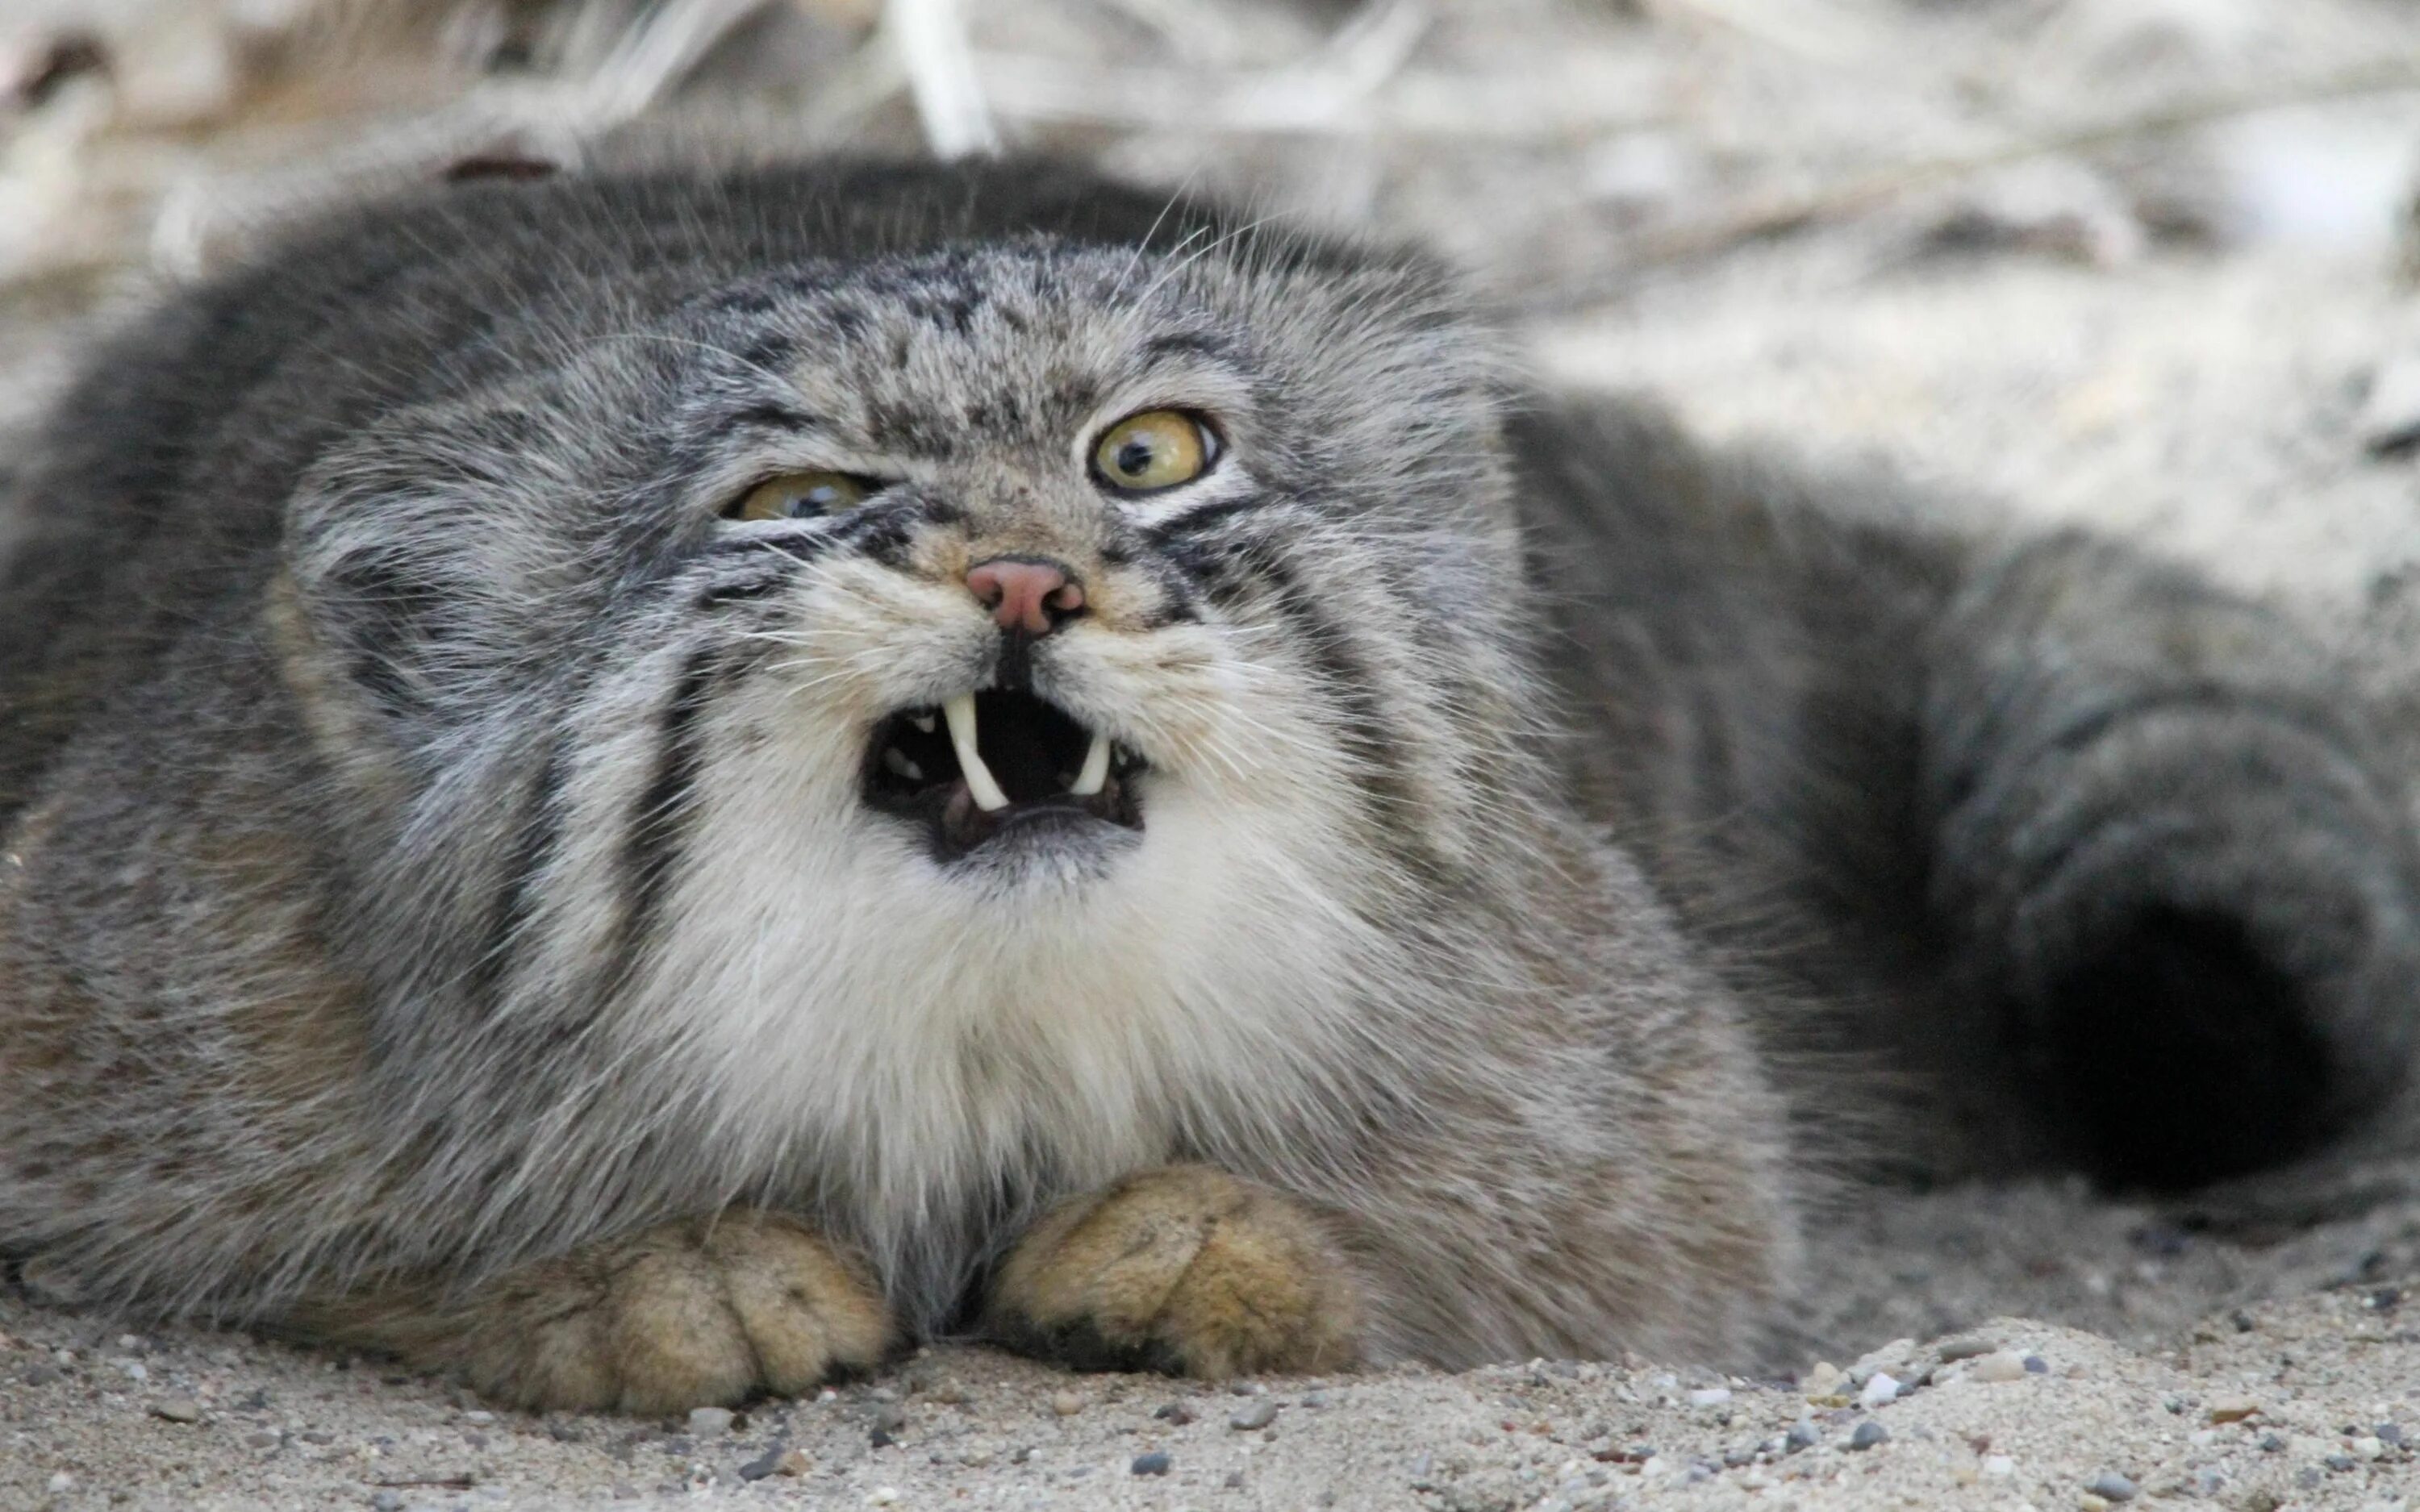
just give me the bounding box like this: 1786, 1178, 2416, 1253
943, 693, 1011, 811
1070, 731, 1111, 798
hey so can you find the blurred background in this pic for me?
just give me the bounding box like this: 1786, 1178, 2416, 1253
3, 0, 2420, 1344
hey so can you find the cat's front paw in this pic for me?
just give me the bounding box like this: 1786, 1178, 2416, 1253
983, 1165, 1360, 1377
315, 1212, 894, 1413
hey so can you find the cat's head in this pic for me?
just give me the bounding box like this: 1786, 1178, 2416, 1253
273, 167, 1550, 1164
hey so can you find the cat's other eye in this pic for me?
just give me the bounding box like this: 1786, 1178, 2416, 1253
725, 471, 878, 522
1091, 410, 1218, 494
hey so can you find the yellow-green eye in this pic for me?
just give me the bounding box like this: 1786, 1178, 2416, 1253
727, 471, 873, 522
1091, 410, 1215, 494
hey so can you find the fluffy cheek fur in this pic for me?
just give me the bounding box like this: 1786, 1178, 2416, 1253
591, 562, 1399, 1313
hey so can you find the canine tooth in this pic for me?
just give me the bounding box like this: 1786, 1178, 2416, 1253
1070, 731, 1112, 798
942, 694, 1010, 812
883, 747, 923, 782
910, 711, 936, 734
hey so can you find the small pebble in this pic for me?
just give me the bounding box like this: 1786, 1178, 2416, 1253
1132, 1452, 1172, 1477
1984, 1455, 2015, 1477
1229, 1399, 1279, 1431
1858, 1372, 1901, 1409
2259, 1433, 2288, 1452
2080, 1497, 2109, 1512
1153, 1402, 1196, 1426
151, 1394, 202, 1424
2207, 1398, 2261, 1423
2086, 1470, 2138, 1502
462, 1410, 495, 1426
1936, 1336, 1997, 1362
2023, 1355, 2050, 1374
2377, 1422, 2408, 1448
370, 1493, 405, 1512
1785, 1420, 1821, 1452
1049, 1390, 1084, 1418
1848, 1339, 1915, 1382
866, 1489, 899, 1506
244, 1429, 281, 1449
2349, 1436, 2384, 1460
687, 1407, 732, 1438
1688, 1386, 1732, 1407
47, 1472, 74, 1494
1224, 1470, 1246, 1489
1801, 1362, 1845, 1397
1848, 1420, 1889, 1451
22, 1364, 62, 1387
1970, 1352, 2028, 1383
737, 1446, 785, 1481
871, 1404, 908, 1434
2325, 1454, 2357, 1472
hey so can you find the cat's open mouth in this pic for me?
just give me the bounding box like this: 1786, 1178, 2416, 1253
862, 689, 1145, 861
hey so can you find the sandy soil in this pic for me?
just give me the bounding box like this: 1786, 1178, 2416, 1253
5, 2, 2420, 1509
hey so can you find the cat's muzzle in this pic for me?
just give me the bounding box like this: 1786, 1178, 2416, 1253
862, 689, 1145, 862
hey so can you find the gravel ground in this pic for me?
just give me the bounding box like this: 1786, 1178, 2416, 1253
6, 2, 2420, 1509
6, 1277, 2416, 1510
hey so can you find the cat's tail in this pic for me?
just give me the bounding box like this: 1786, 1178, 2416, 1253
1924, 531, 2420, 1188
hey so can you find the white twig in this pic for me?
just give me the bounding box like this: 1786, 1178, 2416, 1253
883, 0, 999, 159
977, 55, 1662, 140
971, 0, 1668, 143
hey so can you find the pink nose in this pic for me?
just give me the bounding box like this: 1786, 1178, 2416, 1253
966, 557, 1085, 636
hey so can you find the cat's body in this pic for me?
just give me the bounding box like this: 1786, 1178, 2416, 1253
1, 156, 2413, 1410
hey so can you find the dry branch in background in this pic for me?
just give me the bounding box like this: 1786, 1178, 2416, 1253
3, 2, 2419, 316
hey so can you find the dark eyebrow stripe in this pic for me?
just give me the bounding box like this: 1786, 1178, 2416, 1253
1140, 330, 1237, 364
711, 401, 821, 440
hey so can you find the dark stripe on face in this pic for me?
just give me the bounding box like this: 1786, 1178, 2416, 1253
470, 736, 568, 1009
1097, 534, 1202, 628
696, 573, 791, 608
707, 531, 850, 570
837, 489, 964, 567
1223, 541, 1421, 835
1139, 491, 1287, 549
691, 491, 960, 601
604, 645, 725, 998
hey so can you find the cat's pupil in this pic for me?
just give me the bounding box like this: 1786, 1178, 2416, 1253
1115, 439, 1157, 479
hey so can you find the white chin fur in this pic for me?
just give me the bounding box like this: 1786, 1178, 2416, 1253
617, 719, 1375, 1315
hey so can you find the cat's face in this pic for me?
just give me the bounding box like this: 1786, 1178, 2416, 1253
279, 229, 1534, 1197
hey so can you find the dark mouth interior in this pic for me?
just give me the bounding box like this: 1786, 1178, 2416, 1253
862, 689, 1144, 860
